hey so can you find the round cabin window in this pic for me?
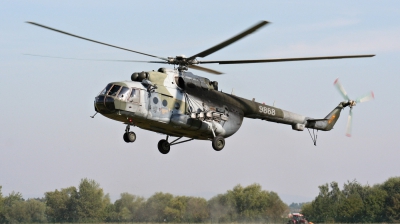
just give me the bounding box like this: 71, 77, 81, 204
162, 99, 168, 107
153, 97, 159, 104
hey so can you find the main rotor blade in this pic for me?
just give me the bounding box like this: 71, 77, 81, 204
356, 91, 375, 103
26, 22, 168, 61
334, 78, 350, 101
188, 65, 223, 75
24, 54, 167, 63
346, 108, 353, 137
198, 54, 375, 64
189, 21, 269, 59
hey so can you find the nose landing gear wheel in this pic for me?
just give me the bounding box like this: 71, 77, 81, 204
123, 132, 136, 143
158, 139, 170, 154
212, 136, 225, 151
123, 133, 129, 142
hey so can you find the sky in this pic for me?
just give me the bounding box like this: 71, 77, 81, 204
1, 1, 400, 204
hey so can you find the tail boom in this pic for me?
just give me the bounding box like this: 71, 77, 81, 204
243, 100, 346, 132
306, 102, 347, 131
229, 94, 346, 132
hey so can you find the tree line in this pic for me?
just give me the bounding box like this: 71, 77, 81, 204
301, 177, 400, 223
0, 180, 288, 223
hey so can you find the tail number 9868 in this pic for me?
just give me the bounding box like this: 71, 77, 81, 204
259, 106, 276, 116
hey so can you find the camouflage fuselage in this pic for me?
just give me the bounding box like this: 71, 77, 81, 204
94, 68, 344, 140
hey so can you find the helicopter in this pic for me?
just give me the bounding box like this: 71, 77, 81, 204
27, 21, 375, 154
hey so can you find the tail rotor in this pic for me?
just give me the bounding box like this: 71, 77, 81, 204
356, 91, 375, 103
334, 78, 350, 101
333, 78, 374, 137
345, 108, 353, 137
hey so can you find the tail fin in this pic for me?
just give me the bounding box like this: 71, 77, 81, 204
306, 102, 346, 131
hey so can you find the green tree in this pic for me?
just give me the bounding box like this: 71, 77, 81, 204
0, 186, 4, 222
114, 192, 145, 222
2, 191, 25, 223
361, 185, 387, 222
266, 191, 288, 222
104, 202, 116, 222
300, 202, 313, 220
45, 186, 78, 222
381, 177, 400, 222
302, 183, 330, 222
302, 178, 400, 223
0, 190, 47, 223
101, 193, 112, 221
184, 197, 209, 222
337, 193, 364, 222
45, 179, 111, 222
208, 184, 287, 223
336, 180, 365, 222
75, 178, 108, 222
144, 192, 173, 222
25, 199, 47, 223
164, 196, 187, 222
208, 193, 234, 222
7, 200, 29, 223
327, 181, 343, 220
227, 184, 269, 221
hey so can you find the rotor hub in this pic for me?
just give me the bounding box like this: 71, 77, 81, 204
350, 100, 356, 108
166, 55, 201, 72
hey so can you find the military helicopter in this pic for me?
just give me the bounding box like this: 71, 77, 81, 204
27, 21, 375, 154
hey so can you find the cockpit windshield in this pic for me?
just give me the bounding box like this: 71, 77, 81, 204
98, 84, 137, 102
100, 83, 113, 95
108, 85, 121, 97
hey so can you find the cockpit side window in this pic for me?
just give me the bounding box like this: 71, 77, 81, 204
117, 87, 130, 101
100, 83, 113, 95
128, 88, 140, 103
108, 85, 121, 97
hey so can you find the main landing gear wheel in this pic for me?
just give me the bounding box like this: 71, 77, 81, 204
123, 132, 136, 143
212, 136, 225, 151
158, 139, 170, 154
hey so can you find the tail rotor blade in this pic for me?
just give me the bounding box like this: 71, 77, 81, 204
356, 91, 375, 103
334, 78, 350, 101
345, 108, 353, 137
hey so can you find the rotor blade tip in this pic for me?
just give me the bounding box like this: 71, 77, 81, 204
346, 134, 352, 137
334, 78, 339, 85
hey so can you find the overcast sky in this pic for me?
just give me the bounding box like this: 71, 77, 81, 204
1, 1, 399, 204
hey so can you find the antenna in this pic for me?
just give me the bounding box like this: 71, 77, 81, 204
90, 112, 98, 118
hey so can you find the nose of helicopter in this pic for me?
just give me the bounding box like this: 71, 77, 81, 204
94, 95, 115, 114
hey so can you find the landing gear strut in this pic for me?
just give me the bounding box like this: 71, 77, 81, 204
157, 136, 194, 154
212, 136, 225, 151
123, 124, 136, 143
